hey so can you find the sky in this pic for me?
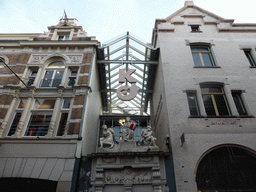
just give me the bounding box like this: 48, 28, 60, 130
1, 0, 256, 44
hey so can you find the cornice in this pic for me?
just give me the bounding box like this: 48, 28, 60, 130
19, 40, 100, 46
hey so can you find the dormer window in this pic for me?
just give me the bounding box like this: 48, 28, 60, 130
58, 35, 69, 41
191, 25, 200, 32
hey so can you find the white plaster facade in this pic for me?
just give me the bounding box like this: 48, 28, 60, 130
151, 1, 256, 191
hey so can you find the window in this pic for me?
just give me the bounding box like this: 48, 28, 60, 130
232, 91, 247, 115
201, 84, 230, 116
191, 45, 215, 67
58, 35, 69, 41
67, 69, 77, 86
27, 68, 38, 86
25, 99, 55, 136
191, 25, 200, 32
244, 50, 256, 66
187, 92, 200, 116
8, 99, 27, 136
0, 59, 4, 73
56, 99, 71, 136
41, 62, 64, 87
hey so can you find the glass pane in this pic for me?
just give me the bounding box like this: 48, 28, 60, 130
52, 70, 64, 87
57, 113, 68, 136
214, 95, 229, 115
18, 99, 27, 108
26, 112, 52, 136
63, 99, 71, 109
232, 94, 247, 115
202, 53, 213, 66
34, 99, 55, 109
201, 86, 222, 93
64, 36, 69, 40
187, 94, 199, 115
71, 71, 77, 76
8, 113, 22, 136
41, 70, 53, 87
202, 95, 216, 116
191, 47, 208, 52
192, 53, 202, 66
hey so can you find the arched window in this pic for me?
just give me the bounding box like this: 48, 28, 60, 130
200, 83, 230, 116
41, 61, 65, 87
196, 146, 256, 191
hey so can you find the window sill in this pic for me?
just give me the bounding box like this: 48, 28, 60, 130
193, 66, 221, 68
189, 115, 254, 118
249, 66, 256, 68
191, 31, 202, 33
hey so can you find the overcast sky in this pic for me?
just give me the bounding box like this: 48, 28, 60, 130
1, 0, 255, 43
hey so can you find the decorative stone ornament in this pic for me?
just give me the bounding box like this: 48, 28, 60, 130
138, 126, 157, 147
99, 125, 115, 149
120, 117, 134, 141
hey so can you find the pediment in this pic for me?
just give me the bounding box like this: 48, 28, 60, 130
165, 4, 234, 24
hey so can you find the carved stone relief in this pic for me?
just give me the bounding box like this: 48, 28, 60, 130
68, 55, 82, 63
31, 55, 45, 63
104, 168, 152, 184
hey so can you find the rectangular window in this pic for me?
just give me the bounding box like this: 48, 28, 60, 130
191, 25, 200, 32
8, 99, 27, 136
68, 70, 77, 86
244, 50, 256, 66
56, 99, 71, 136
191, 45, 215, 67
25, 99, 55, 137
41, 70, 64, 87
201, 84, 230, 116
27, 69, 38, 86
58, 35, 69, 41
232, 91, 247, 116
187, 92, 200, 116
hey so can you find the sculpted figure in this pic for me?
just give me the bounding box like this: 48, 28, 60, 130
140, 126, 157, 147
120, 117, 135, 141
99, 125, 115, 148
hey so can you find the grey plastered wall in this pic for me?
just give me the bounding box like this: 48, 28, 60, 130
81, 50, 102, 156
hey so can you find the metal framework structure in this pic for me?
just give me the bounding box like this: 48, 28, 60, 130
97, 32, 159, 115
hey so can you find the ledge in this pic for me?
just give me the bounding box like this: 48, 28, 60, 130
189, 115, 254, 118
193, 66, 221, 68
89, 151, 168, 158
249, 66, 256, 68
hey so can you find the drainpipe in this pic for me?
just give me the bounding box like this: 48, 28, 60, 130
70, 47, 96, 192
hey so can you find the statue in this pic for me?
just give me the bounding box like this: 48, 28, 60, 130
120, 117, 135, 141
99, 125, 115, 148
139, 126, 157, 147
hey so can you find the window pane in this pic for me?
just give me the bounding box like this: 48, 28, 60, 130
8, 113, 22, 136
187, 94, 199, 116
192, 53, 202, 66
34, 99, 55, 109
191, 47, 208, 52
26, 112, 52, 136
202, 53, 213, 66
52, 70, 64, 87
41, 70, 53, 87
214, 95, 229, 115
57, 113, 68, 136
63, 99, 71, 109
232, 93, 247, 115
245, 51, 256, 66
202, 95, 216, 116
201, 86, 222, 93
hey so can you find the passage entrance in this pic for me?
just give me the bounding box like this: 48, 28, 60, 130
196, 146, 256, 192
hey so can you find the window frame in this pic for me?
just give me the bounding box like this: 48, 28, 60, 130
24, 99, 56, 137
186, 92, 200, 116
40, 62, 65, 88
243, 49, 256, 67
55, 98, 73, 137
232, 91, 248, 116
191, 45, 216, 67
200, 84, 231, 116
191, 25, 201, 32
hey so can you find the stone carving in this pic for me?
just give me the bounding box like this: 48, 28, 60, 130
104, 168, 152, 184
31, 55, 45, 63
99, 125, 115, 149
139, 157, 153, 162
68, 55, 82, 63
103, 158, 116, 163
138, 126, 157, 147
120, 117, 135, 141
